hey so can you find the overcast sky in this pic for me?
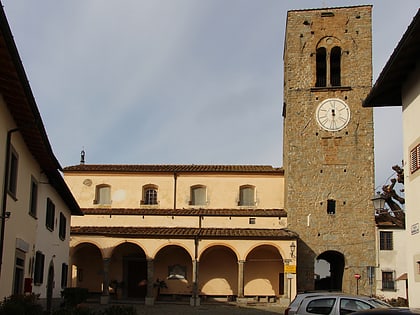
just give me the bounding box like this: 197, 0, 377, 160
2, 1, 417, 190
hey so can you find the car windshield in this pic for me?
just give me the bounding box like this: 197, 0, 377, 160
368, 299, 392, 308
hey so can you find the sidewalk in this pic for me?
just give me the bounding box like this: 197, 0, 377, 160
89, 301, 286, 314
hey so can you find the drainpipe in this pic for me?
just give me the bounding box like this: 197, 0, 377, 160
173, 172, 178, 210
0, 128, 19, 280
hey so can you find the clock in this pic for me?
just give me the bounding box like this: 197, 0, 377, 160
316, 98, 350, 131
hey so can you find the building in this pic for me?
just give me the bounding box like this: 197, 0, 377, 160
0, 3, 82, 309
63, 164, 298, 305
363, 9, 420, 307
283, 6, 376, 295
375, 212, 407, 302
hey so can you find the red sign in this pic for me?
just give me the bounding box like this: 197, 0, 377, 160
354, 274, 361, 279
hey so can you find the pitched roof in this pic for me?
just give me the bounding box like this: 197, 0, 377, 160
80, 208, 287, 217
64, 164, 284, 174
363, 9, 420, 107
0, 5, 82, 215
375, 211, 405, 229
71, 226, 298, 240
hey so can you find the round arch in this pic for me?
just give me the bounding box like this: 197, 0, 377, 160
244, 244, 284, 297
315, 250, 345, 291
70, 242, 103, 293
154, 245, 194, 296
198, 242, 240, 261
110, 242, 147, 299
199, 245, 238, 297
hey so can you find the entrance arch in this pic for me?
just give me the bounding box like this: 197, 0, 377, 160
111, 242, 146, 299
46, 263, 54, 313
315, 251, 344, 291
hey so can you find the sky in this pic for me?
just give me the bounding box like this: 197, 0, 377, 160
1, 0, 417, 190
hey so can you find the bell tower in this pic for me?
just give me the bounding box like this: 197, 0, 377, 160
283, 6, 375, 294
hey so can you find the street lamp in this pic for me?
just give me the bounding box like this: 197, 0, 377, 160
290, 242, 296, 258
372, 193, 386, 213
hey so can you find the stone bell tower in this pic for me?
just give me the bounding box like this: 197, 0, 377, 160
283, 6, 376, 295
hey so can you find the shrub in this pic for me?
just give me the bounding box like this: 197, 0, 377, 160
52, 307, 96, 315
61, 288, 89, 308
0, 294, 43, 315
99, 305, 137, 315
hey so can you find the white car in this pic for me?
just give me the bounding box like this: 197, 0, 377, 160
287, 293, 390, 315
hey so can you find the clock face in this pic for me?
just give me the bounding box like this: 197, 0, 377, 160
316, 98, 350, 131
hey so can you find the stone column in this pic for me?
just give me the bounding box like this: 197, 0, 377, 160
190, 259, 200, 306
145, 258, 154, 305
100, 258, 110, 304
237, 260, 246, 303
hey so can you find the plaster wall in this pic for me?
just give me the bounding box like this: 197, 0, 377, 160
402, 63, 420, 307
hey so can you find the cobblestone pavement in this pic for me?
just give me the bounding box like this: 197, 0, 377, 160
89, 301, 286, 315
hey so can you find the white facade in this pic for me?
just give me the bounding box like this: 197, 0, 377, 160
364, 9, 420, 307
0, 5, 82, 307
402, 65, 420, 306
376, 226, 407, 301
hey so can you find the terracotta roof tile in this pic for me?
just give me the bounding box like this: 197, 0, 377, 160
80, 208, 287, 217
71, 226, 297, 240
63, 164, 284, 174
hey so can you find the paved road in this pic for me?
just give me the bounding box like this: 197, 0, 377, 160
89, 302, 285, 314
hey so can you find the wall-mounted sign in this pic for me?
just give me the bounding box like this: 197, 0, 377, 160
285, 265, 296, 274
411, 223, 419, 235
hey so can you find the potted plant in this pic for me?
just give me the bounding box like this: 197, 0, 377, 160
153, 278, 167, 300
110, 280, 124, 299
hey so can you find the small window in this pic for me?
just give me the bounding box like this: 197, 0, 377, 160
46, 198, 55, 231
306, 298, 335, 315
29, 177, 38, 217
94, 184, 111, 205
327, 199, 336, 214
142, 185, 158, 205
239, 185, 255, 206
381, 271, 395, 290
8, 146, 19, 197
410, 144, 420, 174
61, 263, 68, 288
380, 231, 393, 250
330, 46, 341, 86
417, 261, 420, 274
315, 47, 327, 87
59, 212, 66, 240
190, 185, 206, 206
249, 217, 256, 224
34, 251, 45, 285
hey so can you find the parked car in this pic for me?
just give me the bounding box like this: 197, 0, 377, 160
288, 293, 390, 315
285, 292, 343, 315
351, 308, 420, 315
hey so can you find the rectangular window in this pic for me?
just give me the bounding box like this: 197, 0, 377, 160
327, 199, 336, 214
29, 177, 38, 217
8, 147, 19, 197
13, 250, 25, 295
239, 186, 255, 206
410, 144, 420, 174
380, 231, 393, 250
382, 271, 395, 290
61, 263, 68, 288
46, 198, 55, 231
249, 217, 256, 224
59, 212, 66, 240
34, 251, 45, 285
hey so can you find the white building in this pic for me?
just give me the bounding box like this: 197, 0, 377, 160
364, 9, 420, 307
375, 212, 407, 302
0, 4, 82, 310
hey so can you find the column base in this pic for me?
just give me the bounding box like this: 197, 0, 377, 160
190, 297, 200, 306
100, 295, 110, 305
236, 297, 248, 304
145, 297, 155, 306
